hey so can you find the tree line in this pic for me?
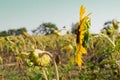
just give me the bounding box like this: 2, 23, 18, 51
0, 27, 27, 36
0, 20, 119, 37
0, 22, 58, 36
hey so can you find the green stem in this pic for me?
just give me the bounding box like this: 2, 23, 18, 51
42, 68, 48, 80
43, 51, 59, 80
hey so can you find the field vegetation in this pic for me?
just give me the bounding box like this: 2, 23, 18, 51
0, 5, 120, 80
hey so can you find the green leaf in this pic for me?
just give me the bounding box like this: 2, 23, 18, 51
31, 73, 43, 80
100, 59, 116, 65
25, 59, 34, 67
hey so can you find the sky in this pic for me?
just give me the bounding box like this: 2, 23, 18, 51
0, 0, 120, 34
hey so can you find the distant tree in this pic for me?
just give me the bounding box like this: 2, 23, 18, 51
8, 29, 16, 36
0, 27, 27, 36
16, 27, 27, 35
32, 22, 58, 35
71, 22, 79, 34
0, 31, 8, 36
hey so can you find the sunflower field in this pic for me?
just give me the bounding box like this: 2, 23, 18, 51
0, 5, 120, 80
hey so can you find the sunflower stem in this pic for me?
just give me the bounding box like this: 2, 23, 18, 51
43, 51, 59, 80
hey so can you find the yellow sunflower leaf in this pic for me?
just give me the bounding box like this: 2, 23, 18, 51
79, 34, 84, 41
80, 45, 87, 54
80, 5, 86, 20
75, 52, 83, 66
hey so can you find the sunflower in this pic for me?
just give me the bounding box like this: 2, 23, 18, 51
75, 5, 91, 67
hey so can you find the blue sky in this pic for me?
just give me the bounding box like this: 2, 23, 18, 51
0, 0, 120, 33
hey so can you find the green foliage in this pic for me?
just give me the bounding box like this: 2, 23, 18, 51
25, 66, 43, 80
83, 19, 91, 47
80, 34, 120, 80
32, 22, 58, 35
0, 27, 27, 36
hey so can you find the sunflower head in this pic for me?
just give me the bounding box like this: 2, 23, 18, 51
75, 5, 91, 67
